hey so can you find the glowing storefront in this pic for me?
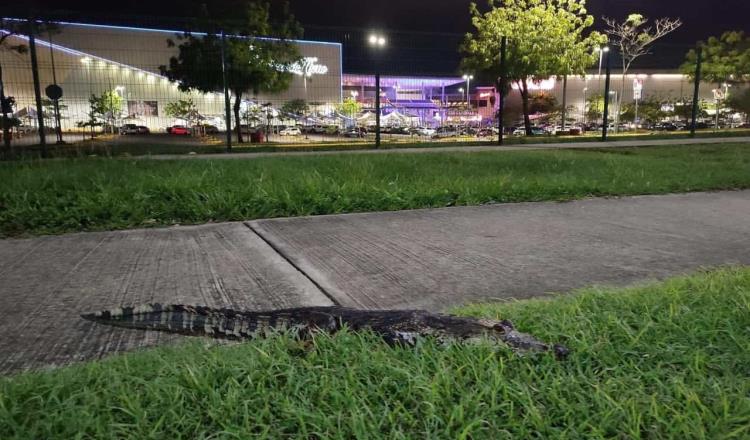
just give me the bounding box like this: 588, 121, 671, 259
0, 21, 343, 131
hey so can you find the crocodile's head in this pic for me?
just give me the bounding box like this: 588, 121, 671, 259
476, 318, 569, 359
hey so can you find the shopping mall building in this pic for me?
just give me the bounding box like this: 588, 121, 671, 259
1, 20, 725, 131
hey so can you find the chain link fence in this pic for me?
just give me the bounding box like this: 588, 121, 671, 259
1, 16, 746, 156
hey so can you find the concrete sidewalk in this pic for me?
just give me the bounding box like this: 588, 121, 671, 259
151, 135, 750, 160
1, 190, 749, 374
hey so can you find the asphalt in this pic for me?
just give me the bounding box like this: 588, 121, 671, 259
1, 190, 749, 374
151, 135, 750, 160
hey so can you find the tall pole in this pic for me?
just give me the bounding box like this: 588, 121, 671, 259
0, 60, 11, 155
220, 31, 232, 151
561, 75, 568, 131
375, 72, 381, 148
602, 48, 612, 141
498, 36, 507, 146
27, 19, 47, 154
48, 30, 64, 144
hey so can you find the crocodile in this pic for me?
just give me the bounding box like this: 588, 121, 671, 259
81, 304, 569, 358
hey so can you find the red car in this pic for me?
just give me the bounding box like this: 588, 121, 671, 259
167, 125, 191, 135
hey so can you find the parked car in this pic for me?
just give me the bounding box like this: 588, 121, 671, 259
412, 127, 436, 137
686, 121, 710, 130
167, 125, 191, 135
343, 127, 367, 138
433, 126, 460, 138
739, 122, 750, 129
653, 122, 678, 131
119, 124, 141, 135
512, 126, 546, 136
279, 126, 302, 136
198, 124, 219, 135
476, 127, 499, 137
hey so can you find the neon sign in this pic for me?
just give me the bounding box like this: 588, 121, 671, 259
288, 57, 329, 77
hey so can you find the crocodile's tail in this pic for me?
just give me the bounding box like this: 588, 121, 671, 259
81, 304, 339, 339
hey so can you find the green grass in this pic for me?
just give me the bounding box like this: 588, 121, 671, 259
1, 143, 750, 237
11, 129, 750, 158
1, 268, 748, 439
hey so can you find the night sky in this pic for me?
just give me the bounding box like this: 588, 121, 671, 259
11, 0, 750, 74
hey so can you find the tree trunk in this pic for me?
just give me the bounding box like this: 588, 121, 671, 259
520, 79, 532, 135
561, 75, 568, 131
0, 62, 12, 157
233, 92, 243, 144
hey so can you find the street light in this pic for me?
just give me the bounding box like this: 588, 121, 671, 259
462, 74, 473, 107
595, 46, 609, 90
368, 33, 387, 148
369, 34, 386, 47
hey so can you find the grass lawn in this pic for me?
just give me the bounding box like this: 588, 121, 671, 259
1, 142, 749, 237
1, 268, 748, 438
10, 129, 750, 159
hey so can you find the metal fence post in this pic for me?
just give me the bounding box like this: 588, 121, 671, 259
27, 19, 47, 154
375, 72, 381, 148
601, 49, 612, 142
220, 30, 232, 152
498, 36, 507, 146
690, 46, 702, 138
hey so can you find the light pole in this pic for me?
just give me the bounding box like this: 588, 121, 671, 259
462, 74, 473, 107
595, 46, 609, 92
368, 33, 386, 148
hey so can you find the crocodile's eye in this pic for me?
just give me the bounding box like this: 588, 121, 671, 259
492, 324, 507, 334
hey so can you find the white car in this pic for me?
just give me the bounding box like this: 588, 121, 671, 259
280, 127, 302, 136
416, 127, 436, 136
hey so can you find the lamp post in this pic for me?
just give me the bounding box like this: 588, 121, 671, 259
368, 33, 386, 148
462, 74, 473, 107
595, 46, 609, 92
602, 45, 612, 141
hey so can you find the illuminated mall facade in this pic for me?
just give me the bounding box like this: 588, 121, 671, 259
1, 20, 721, 131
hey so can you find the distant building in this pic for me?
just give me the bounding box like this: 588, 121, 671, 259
2, 20, 734, 133
1, 21, 342, 131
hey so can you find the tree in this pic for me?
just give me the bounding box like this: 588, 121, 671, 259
160, 1, 301, 143
726, 87, 750, 123
603, 14, 682, 130
42, 98, 68, 126
88, 91, 123, 133
338, 97, 362, 119
681, 31, 750, 85
0, 19, 58, 155
463, 0, 605, 135
281, 99, 309, 117
586, 94, 604, 123
165, 98, 200, 126
528, 92, 557, 114
681, 32, 750, 127
1, 19, 30, 155
76, 113, 103, 140
242, 104, 264, 127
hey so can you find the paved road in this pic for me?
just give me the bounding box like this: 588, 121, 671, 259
1, 190, 749, 374
151, 136, 750, 160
